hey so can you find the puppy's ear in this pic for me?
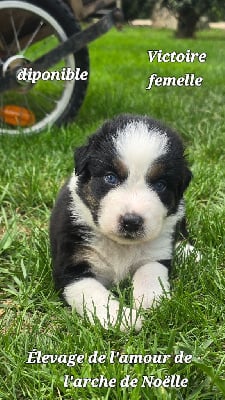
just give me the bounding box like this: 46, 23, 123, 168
74, 145, 90, 175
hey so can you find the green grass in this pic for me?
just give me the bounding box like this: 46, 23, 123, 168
1, 26, 225, 399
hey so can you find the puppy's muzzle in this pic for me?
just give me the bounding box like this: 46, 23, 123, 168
119, 213, 144, 237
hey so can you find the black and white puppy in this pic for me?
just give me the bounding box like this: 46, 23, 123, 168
50, 114, 192, 330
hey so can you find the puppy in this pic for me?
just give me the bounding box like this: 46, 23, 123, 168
50, 114, 192, 330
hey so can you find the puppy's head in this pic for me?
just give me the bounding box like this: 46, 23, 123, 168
75, 114, 192, 244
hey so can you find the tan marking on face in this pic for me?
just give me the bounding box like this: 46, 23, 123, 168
81, 180, 99, 211
113, 158, 128, 179
147, 163, 165, 181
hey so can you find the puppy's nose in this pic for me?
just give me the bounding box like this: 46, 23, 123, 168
120, 213, 143, 233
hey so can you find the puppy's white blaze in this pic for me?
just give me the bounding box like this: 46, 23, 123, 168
64, 278, 142, 331
114, 121, 169, 176
98, 184, 167, 242
132, 262, 170, 309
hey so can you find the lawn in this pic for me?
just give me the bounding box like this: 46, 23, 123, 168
0, 25, 225, 399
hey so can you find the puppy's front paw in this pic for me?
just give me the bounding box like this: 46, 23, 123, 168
94, 300, 142, 331
64, 279, 143, 331
120, 306, 143, 331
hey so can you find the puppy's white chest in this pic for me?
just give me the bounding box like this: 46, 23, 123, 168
88, 235, 164, 285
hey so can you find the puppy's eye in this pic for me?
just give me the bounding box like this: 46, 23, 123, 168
104, 173, 119, 186
152, 180, 167, 192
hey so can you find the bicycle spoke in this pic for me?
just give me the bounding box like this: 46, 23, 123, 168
27, 91, 51, 118
9, 12, 26, 54
10, 11, 21, 53
22, 19, 44, 56
0, 31, 10, 57
32, 89, 59, 104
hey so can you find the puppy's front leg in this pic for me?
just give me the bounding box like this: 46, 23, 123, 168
64, 277, 142, 331
132, 262, 170, 310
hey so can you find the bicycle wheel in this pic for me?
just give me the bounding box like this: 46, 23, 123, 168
0, 0, 89, 134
